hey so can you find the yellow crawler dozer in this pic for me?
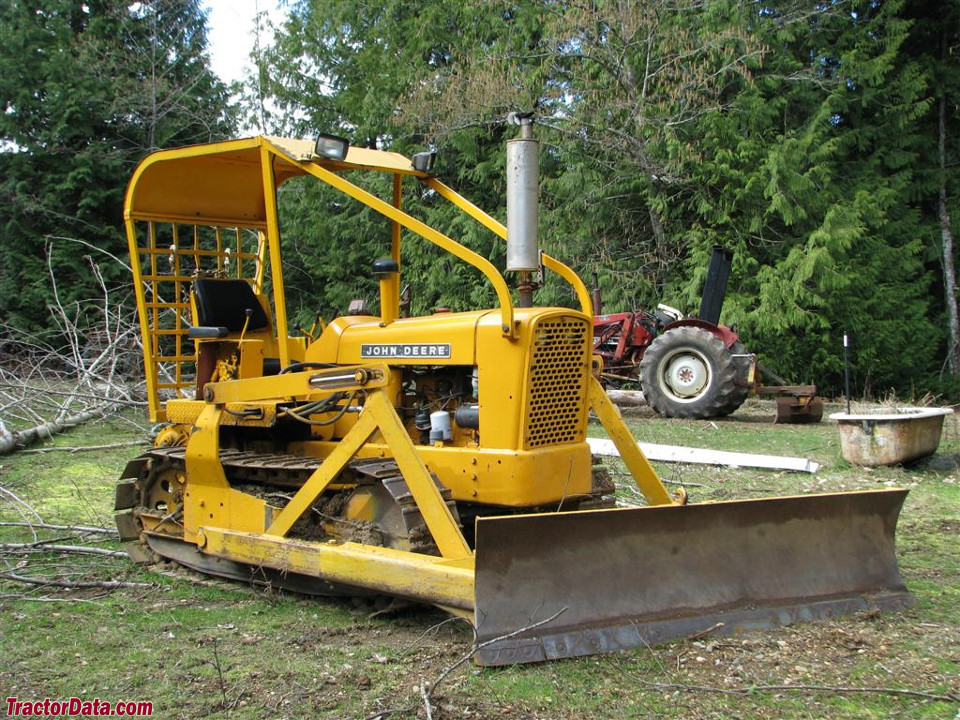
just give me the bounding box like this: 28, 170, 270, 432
115, 120, 912, 666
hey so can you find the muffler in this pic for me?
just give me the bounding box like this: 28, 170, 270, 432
506, 112, 539, 307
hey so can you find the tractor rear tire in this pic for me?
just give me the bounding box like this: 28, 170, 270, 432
639, 326, 740, 420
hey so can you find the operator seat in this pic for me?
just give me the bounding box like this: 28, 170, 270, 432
188, 279, 280, 396
189, 278, 270, 337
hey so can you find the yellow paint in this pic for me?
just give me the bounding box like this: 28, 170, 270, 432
201, 527, 474, 610
204, 362, 390, 404
424, 177, 594, 316
363, 391, 471, 558
260, 145, 291, 368
121, 134, 683, 613
266, 410, 378, 537
308, 312, 486, 366
290, 439, 593, 507
183, 405, 272, 541
266, 136, 428, 177
587, 376, 676, 506
299, 162, 517, 338
165, 400, 206, 426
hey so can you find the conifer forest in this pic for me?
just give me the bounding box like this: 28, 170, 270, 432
2, 0, 959, 398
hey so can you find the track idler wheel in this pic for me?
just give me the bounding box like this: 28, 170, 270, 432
114, 454, 185, 562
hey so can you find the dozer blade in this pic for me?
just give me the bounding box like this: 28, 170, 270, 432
473, 489, 912, 666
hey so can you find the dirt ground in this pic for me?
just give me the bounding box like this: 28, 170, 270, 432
0, 402, 958, 718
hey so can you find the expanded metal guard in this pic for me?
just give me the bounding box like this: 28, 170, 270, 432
129, 220, 266, 418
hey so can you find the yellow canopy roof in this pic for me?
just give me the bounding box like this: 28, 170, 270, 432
124, 135, 424, 226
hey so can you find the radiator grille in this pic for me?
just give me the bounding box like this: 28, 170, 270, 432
525, 316, 590, 448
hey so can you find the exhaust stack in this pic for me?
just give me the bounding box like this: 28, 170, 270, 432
506, 113, 539, 306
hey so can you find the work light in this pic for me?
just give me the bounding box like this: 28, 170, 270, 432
411, 150, 437, 174
314, 133, 350, 161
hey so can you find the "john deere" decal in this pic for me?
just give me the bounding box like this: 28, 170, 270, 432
360, 343, 452, 359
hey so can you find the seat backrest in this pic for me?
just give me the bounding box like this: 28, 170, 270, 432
192, 279, 270, 332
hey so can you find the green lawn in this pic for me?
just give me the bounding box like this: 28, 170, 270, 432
0, 402, 957, 719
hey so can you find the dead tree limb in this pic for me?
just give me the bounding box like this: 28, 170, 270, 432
0, 486, 44, 542
20, 440, 149, 455
0, 543, 126, 558
0, 243, 146, 456
0, 407, 109, 455
427, 608, 568, 697
0, 571, 152, 590
0, 522, 116, 535
607, 389, 647, 407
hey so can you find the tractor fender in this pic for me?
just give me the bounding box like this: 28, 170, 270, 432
662, 318, 739, 349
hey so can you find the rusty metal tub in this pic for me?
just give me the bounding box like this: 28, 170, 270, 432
830, 407, 953, 466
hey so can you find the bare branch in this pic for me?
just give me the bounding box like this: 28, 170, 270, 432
427, 608, 568, 698
0, 543, 127, 559
0, 522, 117, 536
0, 407, 111, 455
0, 571, 152, 590
20, 440, 149, 455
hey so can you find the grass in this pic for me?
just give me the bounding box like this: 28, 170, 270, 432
0, 401, 958, 719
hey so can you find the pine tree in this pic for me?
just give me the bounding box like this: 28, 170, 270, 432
259, 0, 543, 323
259, 0, 953, 395
0, 0, 233, 332
898, 0, 960, 385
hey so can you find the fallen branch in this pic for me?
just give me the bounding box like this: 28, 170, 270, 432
0, 383, 147, 408
0, 543, 126, 558
0, 522, 117, 535
3, 536, 72, 547
419, 681, 433, 720
0, 245, 146, 458
428, 608, 567, 697
364, 612, 569, 720
0, 486, 45, 523
0, 592, 102, 604
20, 440, 149, 455
0, 571, 151, 590
0, 407, 110, 455
0, 486, 44, 541
403, 615, 475, 655
606, 389, 647, 407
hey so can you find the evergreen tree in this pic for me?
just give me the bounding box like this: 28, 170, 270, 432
655, 1, 938, 393
0, 0, 233, 332
898, 0, 960, 386
261, 0, 545, 324
259, 0, 955, 396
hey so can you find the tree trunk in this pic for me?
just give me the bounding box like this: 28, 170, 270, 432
938, 93, 960, 376
0, 408, 107, 455
606, 389, 648, 407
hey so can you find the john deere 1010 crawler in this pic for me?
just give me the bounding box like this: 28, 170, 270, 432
115, 117, 912, 665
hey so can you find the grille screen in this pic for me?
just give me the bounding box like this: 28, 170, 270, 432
525, 316, 590, 448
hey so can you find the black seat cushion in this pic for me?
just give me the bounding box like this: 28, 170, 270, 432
193, 279, 270, 332
187, 326, 229, 339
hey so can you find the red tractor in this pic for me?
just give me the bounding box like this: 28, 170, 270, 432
593, 248, 821, 422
